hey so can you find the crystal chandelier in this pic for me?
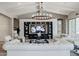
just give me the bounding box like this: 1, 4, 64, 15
32, 2, 53, 20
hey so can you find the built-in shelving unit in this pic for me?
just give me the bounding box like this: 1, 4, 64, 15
24, 22, 53, 39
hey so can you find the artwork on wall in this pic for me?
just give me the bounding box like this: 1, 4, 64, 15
29, 23, 46, 34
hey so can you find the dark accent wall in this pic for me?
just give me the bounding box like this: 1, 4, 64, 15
24, 22, 53, 39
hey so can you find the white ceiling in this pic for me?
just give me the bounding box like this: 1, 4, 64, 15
0, 2, 79, 17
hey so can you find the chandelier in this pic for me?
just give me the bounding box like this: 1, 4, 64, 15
32, 2, 53, 20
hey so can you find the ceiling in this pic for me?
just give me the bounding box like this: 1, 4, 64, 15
0, 2, 79, 18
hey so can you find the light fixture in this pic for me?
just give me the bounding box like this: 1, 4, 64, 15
32, 2, 53, 20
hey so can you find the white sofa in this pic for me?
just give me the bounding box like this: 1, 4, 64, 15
62, 34, 79, 45
3, 39, 74, 56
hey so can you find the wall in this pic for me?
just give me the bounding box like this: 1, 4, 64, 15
19, 19, 58, 38
0, 13, 12, 41
18, 12, 68, 35
20, 19, 53, 37
53, 19, 58, 36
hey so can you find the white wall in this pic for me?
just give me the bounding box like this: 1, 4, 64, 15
53, 19, 57, 37
0, 14, 12, 41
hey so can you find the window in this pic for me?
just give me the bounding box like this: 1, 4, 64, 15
69, 19, 76, 34
76, 18, 79, 34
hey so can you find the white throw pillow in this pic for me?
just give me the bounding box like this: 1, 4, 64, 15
5, 35, 12, 42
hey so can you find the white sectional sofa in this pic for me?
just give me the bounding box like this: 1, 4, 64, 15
3, 39, 74, 56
